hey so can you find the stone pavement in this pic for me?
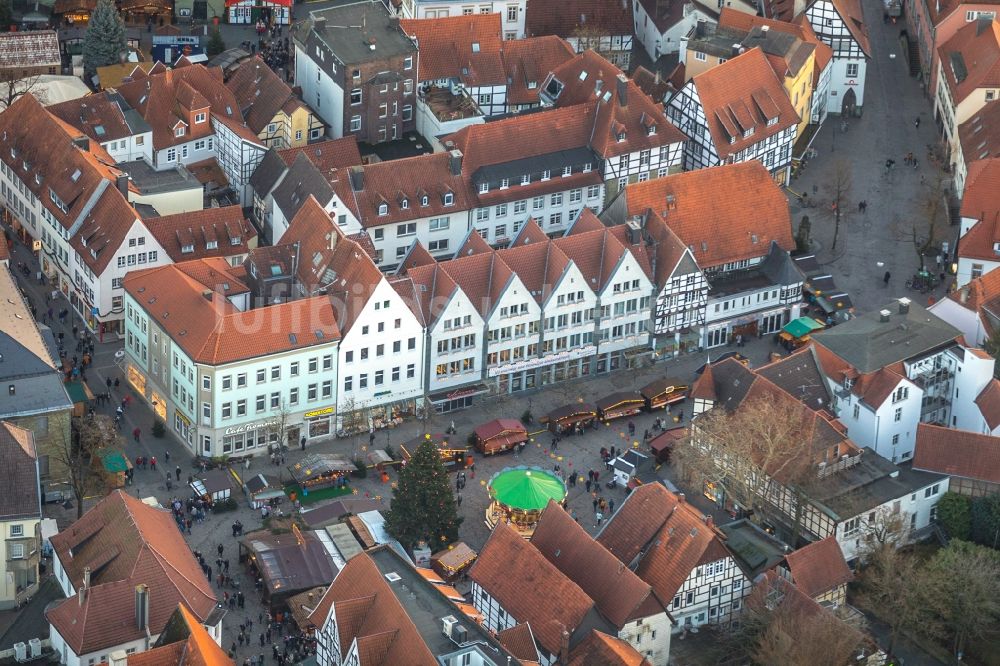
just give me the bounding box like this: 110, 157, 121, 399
789, 0, 955, 316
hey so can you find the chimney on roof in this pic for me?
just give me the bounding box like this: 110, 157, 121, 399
898, 296, 911, 315
732, 43, 743, 57
559, 630, 571, 665
116, 174, 129, 197
448, 149, 463, 176
959, 286, 969, 304
666, 194, 677, 210
626, 218, 642, 245
79, 566, 91, 606
108, 651, 127, 666
72, 135, 90, 152
349, 166, 364, 191
879, 309, 891, 323
704, 514, 714, 528
135, 584, 150, 632
761, 24, 770, 32
202, 289, 213, 302
616, 73, 628, 107
677, 492, 685, 503
313, 16, 326, 32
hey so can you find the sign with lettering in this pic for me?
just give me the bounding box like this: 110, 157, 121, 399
304, 407, 335, 419
224, 419, 278, 435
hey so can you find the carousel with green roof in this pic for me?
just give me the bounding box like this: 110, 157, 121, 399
485, 466, 567, 537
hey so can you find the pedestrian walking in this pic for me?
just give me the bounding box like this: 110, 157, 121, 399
133, 427, 141, 443
915, 116, 921, 128
175, 465, 182, 481
595, 511, 603, 527
883, 271, 891, 286
592, 497, 599, 511
150, 456, 157, 471
585, 479, 592, 493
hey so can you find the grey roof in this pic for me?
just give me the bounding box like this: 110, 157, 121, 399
207, 47, 252, 72
367, 546, 514, 663
118, 160, 200, 195
0, 423, 40, 521
307, 2, 416, 65
760, 241, 805, 285
757, 348, 831, 411
273, 152, 333, 222
250, 148, 289, 196
106, 92, 152, 135
0, 269, 72, 418
813, 300, 961, 373
719, 519, 789, 580
706, 357, 757, 411
807, 450, 945, 520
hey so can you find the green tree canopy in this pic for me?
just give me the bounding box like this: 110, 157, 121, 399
384, 437, 462, 552
82, 0, 127, 74
971, 493, 1000, 547
206, 29, 226, 58
936, 491, 972, 541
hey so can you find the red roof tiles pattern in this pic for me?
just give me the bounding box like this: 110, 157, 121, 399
914, 422, 1000, 483
401, 14, 506, 86
784, 537, 853, 598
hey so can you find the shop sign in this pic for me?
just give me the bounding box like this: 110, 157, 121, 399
175, 410, 191, 426
32, 240, 41, 251
487, 345, 597, 378
304, 407, 334, 419
224, 418, 278, 435
447, 387, 479, 400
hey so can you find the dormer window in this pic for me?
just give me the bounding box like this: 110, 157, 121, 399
527, 81, 537, 89
479, 182, 489, 194
647, 124, 657, 136
521, 174, 530, 185
617, 131, 626, 142
583, 163, 592, 172
541, 170, 551, 180
562, 166, 572, 177
400, 198, 409, 209
500, 178, 509, 189
181, 244, 194, 254
378, 202, 389, 216
766, 117, 778, 127
206, 240, 218, 250
421, 195, 428, 206
742, 128, 754, 138
843, 377, 854, 390
230, 236, 241, 246
175, 126, 186, 137
195, 112, 206, 123
443, 192, 454, 206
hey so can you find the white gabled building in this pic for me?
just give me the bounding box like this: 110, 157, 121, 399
801, 0, 870, 115
397, 0, 528, 40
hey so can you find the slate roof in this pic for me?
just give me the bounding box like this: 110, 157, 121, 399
812, 300, 961, 374
0, 422, 40, 522
913, 422, 1000, 483
755, 346, 832, 411
249, 148, 289, 195
783, 537, 853, 598
718, 9, 832, 80
47, 491, 217, 655
272, 152, 335, 222
305, 2, 416, 65
621, 161, 794, 269
469, 521, 597, 657
530, 501, 667, 628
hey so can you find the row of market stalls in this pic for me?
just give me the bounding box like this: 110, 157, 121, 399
542, 377, 689, 434
793, 254, 855, 323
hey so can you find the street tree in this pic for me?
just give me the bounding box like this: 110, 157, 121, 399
0, 0, 12, 29
795, 215, 812, 253
0, 71, 45, 110
264, 401, 293, 455
856, 504, 909, 558
983, 332, 1000, 379
385, 437, 462, 552
825, 160, 851, 251
854, 543, 923, 653
55, 415, 123, 518
918, 540, 1000, 658
676, 392, 814, 534
82, 0, 127, 74
908, 178, 948, 272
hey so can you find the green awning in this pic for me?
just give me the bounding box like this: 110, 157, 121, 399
488, 467, 566, 511
65, 381, 91, 404
781, 317, 825, 339
98, 448, 130, 473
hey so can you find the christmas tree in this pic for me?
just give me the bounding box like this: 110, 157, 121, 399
385, 437, 462, 552
82, 0, 127, 74
206, 28, 226, 58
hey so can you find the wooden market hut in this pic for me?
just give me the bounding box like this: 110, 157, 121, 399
430, 542, 477, 582
778, 316, 826, 349
288, 453, 354, 492
640, 377, 689, 410
239, 525, 340, 608
649, 427, 687, 464
400, 433, 469, 469
190, 468, 233, 504
596, 391, 644, 421
473, 419, 528, 455
243, 472, 285, 509
544, 403, 597, 433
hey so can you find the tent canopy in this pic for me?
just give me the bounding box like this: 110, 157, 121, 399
781, 316, 825, 339
488, 467, 565, 511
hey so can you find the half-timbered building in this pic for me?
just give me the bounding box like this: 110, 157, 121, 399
802, 0, 870, 115
666, 47, 798, 184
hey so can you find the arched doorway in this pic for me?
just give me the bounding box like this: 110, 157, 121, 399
841, 87, 857, 117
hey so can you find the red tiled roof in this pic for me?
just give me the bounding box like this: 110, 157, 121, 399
277, 136, 363, 172
438, 251, 516, 317
526, 0, 632, 39
689, 47, 799, 160
497, 624, 540, 663
784, 537, 853, 598
623, 161, 794, 268
914, 422, 1000, 482
959, 158, 1000, 223
0, 30, 60, 68
531, 502, 667, 628
117, 63, 243, 151
568, 208, 607, 234
501, 36, 577, 106
469, 522, 595, 657
566, 630, 650, 666
719, 9, 833, 82
400, 15, 506, 86
596, 483, 678, 564
938, 19, 1000, 104
277, 194, 346, 289
959, 103, 1000, 166
552, 226, 630, 293
48, 94, 135, 143
509, 217, 549, 247
123, 259, 343, 364
125, 603, 234, 666
226, 56, 299, 135
976, 379, 1000, 431
306, 553, 436, 664
853, 366, 905, 409
353, 152, 474, 228
497, 239, 572, 305
543, 50, 686, 158
47, 492, 217, 655
830, 0, 871, 56
146, 206, 257, 262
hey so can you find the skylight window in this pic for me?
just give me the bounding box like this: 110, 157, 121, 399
71, 169, 81, 183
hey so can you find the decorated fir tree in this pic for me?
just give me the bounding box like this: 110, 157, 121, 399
82, 0, 127, 74
385, 437, 462, 551
206, 29, 226, 58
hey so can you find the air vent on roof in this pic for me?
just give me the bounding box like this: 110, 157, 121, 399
179, 330, 186, 336
385, 572, 401, 582
289, 333, 297, 344
315, 330, 325, 339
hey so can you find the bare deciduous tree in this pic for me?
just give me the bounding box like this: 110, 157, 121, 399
911, 178, 948, 272
676, 393, 815, 530
55, 415, 123, 518
826, 160, 852, 251
0, 72, 45, 111
854, 544, 922, 654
